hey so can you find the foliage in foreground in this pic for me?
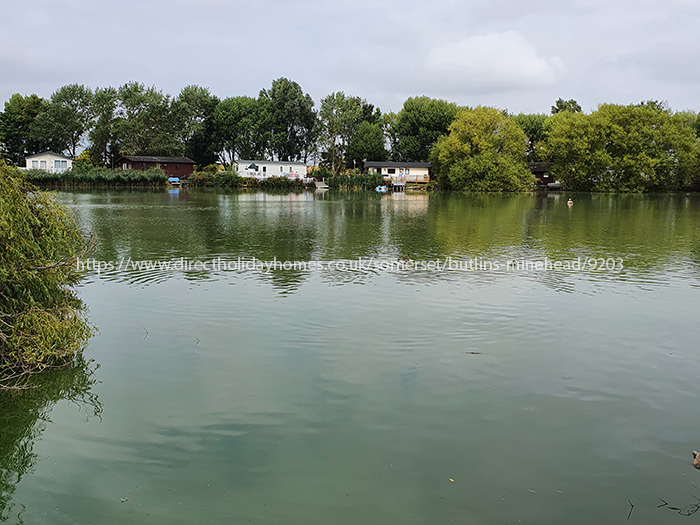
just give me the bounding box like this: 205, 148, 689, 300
0, 162, 93, 388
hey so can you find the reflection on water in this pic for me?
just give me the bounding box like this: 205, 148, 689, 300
0, 357, 101, 523
61, 190, 700, 293
2, 189, 699, 524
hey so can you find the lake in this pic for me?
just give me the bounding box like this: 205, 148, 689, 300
1, 189, 699, 524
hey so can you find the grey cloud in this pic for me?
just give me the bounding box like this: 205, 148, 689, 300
1, 0, 698, 114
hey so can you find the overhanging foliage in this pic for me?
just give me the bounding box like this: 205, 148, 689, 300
0, 162, 93, 388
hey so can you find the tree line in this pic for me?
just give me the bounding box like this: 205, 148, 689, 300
1, 78, 700, 191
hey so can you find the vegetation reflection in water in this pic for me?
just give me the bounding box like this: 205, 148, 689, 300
0, 357, 101, 523
1, 189, 699, 524
61, 189, 700, 291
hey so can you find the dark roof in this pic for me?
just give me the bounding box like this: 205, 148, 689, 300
526, 162, 553, 173
117, 156, 195, 164
26, 151, 73, 160
364, 161, 432, 168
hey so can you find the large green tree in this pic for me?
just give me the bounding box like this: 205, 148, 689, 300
113, 82, 183, 157
551, 98, 582, 115
259, 78, 316, 162
30, 84, 94, 158
213, 96, 268, 163
546, 101, 699, 191
393, 97, 458, 162
318, 92, 362, 173
318, 92, 383, 172
512, 113, 549, 161
382, 112, 400, 161
431, 107, 535, 191
345, 99, 382, 169
346, 121, 388, 168
173, 85, 220, 166
0, 94, 48, 166
88, 86, 118, 167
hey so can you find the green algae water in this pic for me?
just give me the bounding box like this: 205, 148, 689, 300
2, 190, 699, 524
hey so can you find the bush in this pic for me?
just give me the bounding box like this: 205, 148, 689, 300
200, 164, 221, 175
0, 162, 93, 388
258, 176, 305, 190
188, 170, 243, 188
446, 151, 535, 192
310, 167, 333, 179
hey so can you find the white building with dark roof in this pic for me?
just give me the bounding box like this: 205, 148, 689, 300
364, 161, 432, 183
236, 160, 308, 180
24, 151, 73, 172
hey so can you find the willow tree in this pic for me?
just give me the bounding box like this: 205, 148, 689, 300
431, 107, 535, 191
0, 162, 92, 388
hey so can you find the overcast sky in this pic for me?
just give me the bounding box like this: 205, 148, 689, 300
2, 0, 699, 115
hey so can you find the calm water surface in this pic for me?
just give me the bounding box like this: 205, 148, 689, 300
2, 190, 700, 524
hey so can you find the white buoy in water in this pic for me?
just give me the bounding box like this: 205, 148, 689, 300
567, 198, 574, 206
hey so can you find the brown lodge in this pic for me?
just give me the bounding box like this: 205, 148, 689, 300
117, 156, 196, 177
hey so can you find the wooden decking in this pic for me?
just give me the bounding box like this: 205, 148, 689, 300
387, 175, 429, 192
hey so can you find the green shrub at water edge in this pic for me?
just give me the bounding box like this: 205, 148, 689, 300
0, 162, 93, 389
188, 170, 244, 187
258, 177, 305, 190
310, 167, 333, 180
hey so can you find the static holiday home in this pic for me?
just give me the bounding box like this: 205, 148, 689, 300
24, 151, 73, 172
237, 160, 308, 180
117, 156, 196, 177
364, 161, 432, 183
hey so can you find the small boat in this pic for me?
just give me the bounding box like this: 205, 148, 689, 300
376, 185, 388, 193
